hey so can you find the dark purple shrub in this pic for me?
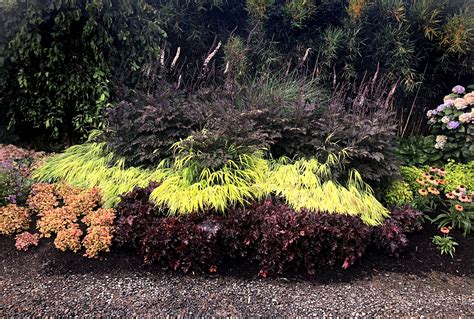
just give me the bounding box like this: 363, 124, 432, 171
139, 214, 223, 273
372, 220, 408, 257
114, 182, 161, 247
114, 186, 424, 276
389, 205, 424, 233
372, 205, 423, 256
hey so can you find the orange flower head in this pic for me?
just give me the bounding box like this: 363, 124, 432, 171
418, 189, 428, 196
416, 178, 426, 185
440, 227, 450, 234
437, 179, 447, 185
454, 204, 464, 212
446, 192, 456, 199
422, 172, 431, 179
428, 188, 440, 195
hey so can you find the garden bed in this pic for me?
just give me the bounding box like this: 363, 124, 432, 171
1, 222, 472, 316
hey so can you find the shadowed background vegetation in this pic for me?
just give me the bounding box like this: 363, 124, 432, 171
1, 0, 472, 146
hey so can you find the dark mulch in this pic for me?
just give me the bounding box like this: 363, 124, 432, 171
1, 222, 473, 316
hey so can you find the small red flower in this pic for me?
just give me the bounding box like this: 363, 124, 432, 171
440, 227, 450, 234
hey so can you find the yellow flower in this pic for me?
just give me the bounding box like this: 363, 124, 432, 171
416, 178, 426, 185
428, 187, 440, 195
418, 189, 428, 196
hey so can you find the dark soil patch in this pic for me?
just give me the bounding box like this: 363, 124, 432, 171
1, 221, 473, 316
2, 221, 472, 281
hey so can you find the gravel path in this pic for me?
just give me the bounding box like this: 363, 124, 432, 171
2, 265, 473, 316
1, 225, 473, 317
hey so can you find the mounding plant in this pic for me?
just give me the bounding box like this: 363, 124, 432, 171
104, 85, 205, 167
149, 140, 270, 214
32, 138, 169, 207
33, 136, 389, 226
115, 190, 423, 276
384, 180, 414, 207
267, 155, 390, 226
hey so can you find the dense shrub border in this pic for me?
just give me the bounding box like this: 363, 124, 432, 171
115, 184, 423, 277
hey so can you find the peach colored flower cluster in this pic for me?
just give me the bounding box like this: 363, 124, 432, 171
54, 224, 83, 252
15, 231, 39, 251
82, 208, 116, 258
0, 204, 30, 235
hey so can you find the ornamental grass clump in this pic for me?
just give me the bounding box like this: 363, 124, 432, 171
149, 142, 270, 214
268, 155, 389, 226
33, 141, 389, 226
32, 140, 169, 207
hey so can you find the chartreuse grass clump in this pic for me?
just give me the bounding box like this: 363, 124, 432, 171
150, 149, 270, 215
267, 155, 389, 226
33, 141, 389, 226
32, 142, 169, 207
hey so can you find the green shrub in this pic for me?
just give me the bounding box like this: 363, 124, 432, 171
400, 166, 425, 193
384, 180, 414, 207
444, 160, 474, 191
397, 136, 443, 166
1, 0, 165, 140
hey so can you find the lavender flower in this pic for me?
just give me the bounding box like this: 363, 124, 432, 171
447, 121, 460, 129
452, 85, 465, 95
436, 104, 447, 112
